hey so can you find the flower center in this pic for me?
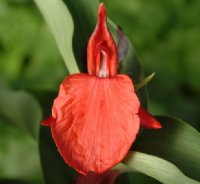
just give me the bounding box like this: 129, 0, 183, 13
96, 42, 110, 78
98, 50, 108, 78
87, 3, 118, 78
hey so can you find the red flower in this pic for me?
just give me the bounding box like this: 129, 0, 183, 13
41, 3, 161, 175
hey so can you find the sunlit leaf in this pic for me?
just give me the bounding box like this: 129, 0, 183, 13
34, 0, 79, 74
61, 0, 98, 71
134, 116, 200, 181
123, 151, 200, 184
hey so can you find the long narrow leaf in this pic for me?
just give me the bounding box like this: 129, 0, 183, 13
123, 151, 200, 184
134, 116, 200, 180
135, 73, 155, 91
34, 0, 79, 74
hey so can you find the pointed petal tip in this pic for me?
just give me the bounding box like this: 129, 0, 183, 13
98, 3, 107, 22
139, 107, 162, 129
150, 119, 162, 129
87, 2, 117, 77
99, 3, 106, 14
41, 116, 55, 126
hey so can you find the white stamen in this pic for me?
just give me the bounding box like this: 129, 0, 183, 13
98, 50, 108, 78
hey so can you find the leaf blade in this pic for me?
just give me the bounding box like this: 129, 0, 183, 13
34, 0, 79, 74
135, 72, 155, 91
123, 151, 200, 184
134, 116, 200, 180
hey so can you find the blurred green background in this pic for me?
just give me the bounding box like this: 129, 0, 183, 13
0, 0, 199, 183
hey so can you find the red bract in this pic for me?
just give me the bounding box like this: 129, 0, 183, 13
41, 3, 161, 175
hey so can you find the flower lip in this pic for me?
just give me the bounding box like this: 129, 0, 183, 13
87, 3, 118, 78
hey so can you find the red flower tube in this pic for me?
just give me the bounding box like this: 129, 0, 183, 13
41, 3, 161, 175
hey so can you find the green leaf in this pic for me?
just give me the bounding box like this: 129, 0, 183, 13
114, 163, 161, 184
118, 41, 144, 82
0, 84, 42, 139
134, 116, 200, 181
123, 151, 200, 184
127, 173, 161, 184
34, 0, 79, 74
63, 0, 99, 71
109, 25, 147, 107
135, 72, 155, 91
39, 127, 77, 184
120, 40, 148, 107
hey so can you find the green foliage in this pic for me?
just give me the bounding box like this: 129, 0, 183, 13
118, 38, 147, 107
63, 0, 99, 71
135, 72, 155, 91
34, 0, 79, 74
0, 0, 67, 91
134, 116, 200, 180
124, 152, 200, 184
